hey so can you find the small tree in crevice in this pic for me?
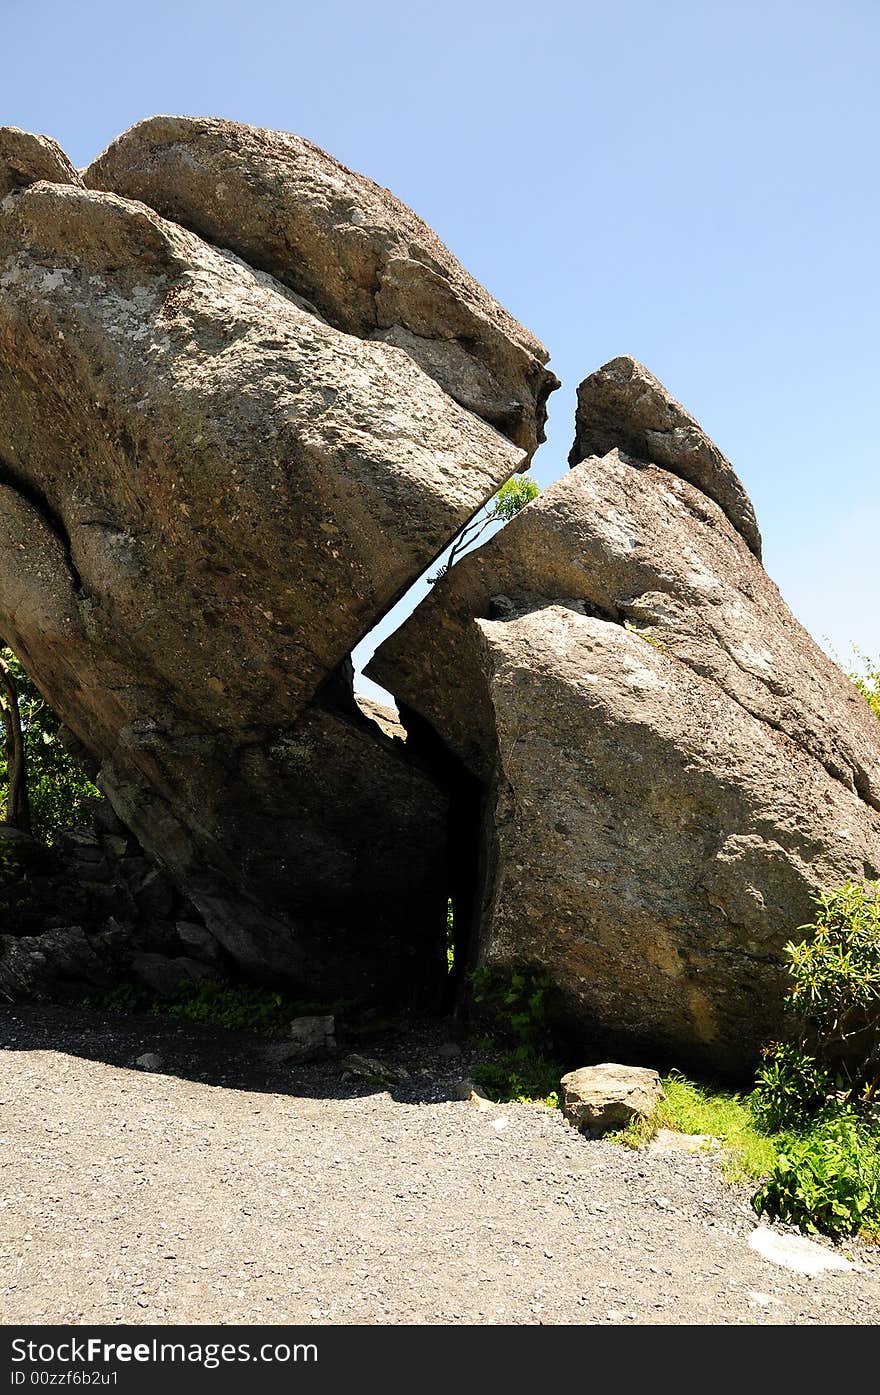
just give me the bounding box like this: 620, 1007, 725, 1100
429, 476, 539, 584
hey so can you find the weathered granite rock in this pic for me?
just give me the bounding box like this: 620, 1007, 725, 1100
135, 1052, 164, 1072
569, 355, 762, 557
85, 115, 558, 454
560, 1064, 664, 1133
476, 601, 880, 1067
0, 125, 81, 198
370, 378, 880, 1070
370, 451, 880, 802
0, 161, 500, 1002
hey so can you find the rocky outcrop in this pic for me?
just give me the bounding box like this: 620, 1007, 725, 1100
370, 382, 880, 1071
85, 115, 558, 455
4, 113, 876, 1070
0, 126, 81, 198
0, 128, 533, 1005
569, 356, 762, 558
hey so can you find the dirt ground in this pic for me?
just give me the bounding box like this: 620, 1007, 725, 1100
2, 1005, 879, 1326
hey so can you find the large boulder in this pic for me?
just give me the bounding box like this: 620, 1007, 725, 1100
369, 379, 880, 1071
85, 115, 558, 455
0, 137, 529, 1004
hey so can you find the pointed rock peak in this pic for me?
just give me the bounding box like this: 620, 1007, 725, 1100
0, 126, 81, 200
569, 355, 762, 559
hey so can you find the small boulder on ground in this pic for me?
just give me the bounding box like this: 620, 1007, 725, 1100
263, 1015, 336, 1065
560, 1064, 664, 1134
134, 1052, 164, 1072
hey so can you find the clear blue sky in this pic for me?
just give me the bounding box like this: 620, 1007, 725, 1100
6, 0, 878, 699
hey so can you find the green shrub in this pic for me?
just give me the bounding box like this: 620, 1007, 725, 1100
0, 648, 99, 841
747, 880, 880, 1237
469, 963, 556, 1050
472, 1043, 560, 1107
778, 881, 880, 1105
469, 963, 561, 1105
83, 980, 333, 1036
164, 981, 299, 1033
754, 1041, 832, 1131
753, 1112, 880, 1238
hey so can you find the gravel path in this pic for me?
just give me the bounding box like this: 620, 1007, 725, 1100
2, 1005, 879, 1326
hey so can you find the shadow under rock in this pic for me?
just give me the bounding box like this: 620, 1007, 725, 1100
0, 1003, 473, 1105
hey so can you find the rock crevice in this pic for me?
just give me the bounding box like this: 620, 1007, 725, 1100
2, 116, 879, 1071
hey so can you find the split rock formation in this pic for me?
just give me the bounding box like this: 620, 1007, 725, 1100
2, 118, 879, 1069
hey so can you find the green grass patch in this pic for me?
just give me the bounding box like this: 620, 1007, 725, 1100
472, 1041, 561, 1108
614, 1072, 880, 1239
614, 1071, 781, 1183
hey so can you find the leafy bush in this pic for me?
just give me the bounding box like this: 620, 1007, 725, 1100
745, 881, 880, 1236
0, 648, 99, 841
469, 963, 556, 1050
469, 963, 561, 1105
164, 982, 297, 1034
0, 840, 33, 920
776, 881, 880, 1105
472, 1045, 559, 1108
753, 1112, 880, 1238
429, 475, 540, 582
753, 1041, 832, 1131
490, 476, 540, 522
83, 979, 333, 1036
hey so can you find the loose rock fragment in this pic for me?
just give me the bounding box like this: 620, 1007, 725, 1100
560, 1064, 664, 1134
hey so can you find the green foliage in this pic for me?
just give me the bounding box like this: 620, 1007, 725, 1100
430, 475, 540, 582
84, 975, 406, 1043
753, 1042, 832, 1131
469, 963, 561, 1106
473, 1044, 559, 1107
469, 963, 556, 1050
845, 649, 880, 721
773, 881, 880, 1105
88, 982, 337, 1037
489, 476, 540, 523
753, 1112, 880, 1238
0, 841, 32, 920
743, 880, 880, 1235
164, 981, 297, 1034
83, 979, 331, 1037
0, 648, 99, 841
614, 1071, 780, 1183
